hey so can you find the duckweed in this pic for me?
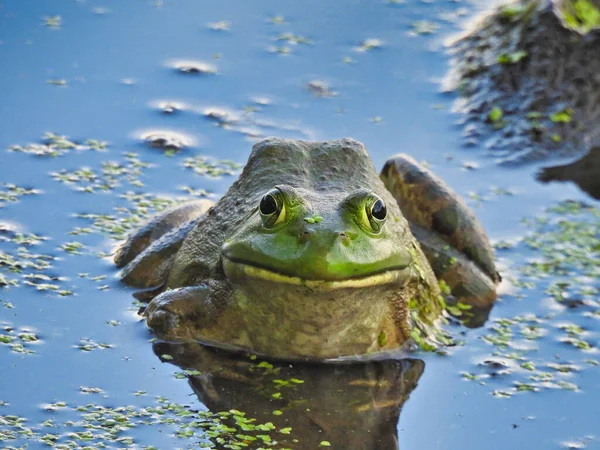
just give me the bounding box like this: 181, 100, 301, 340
8, 133, 107, 157
51, 154, 152, 193
0, 396, 295, 449
410, 21, 439, 35
0, 229, 75, 295
183, 157, 242, 178
0, 185, 40, 208
460, 201, 599, 397
0, 324, 41, 355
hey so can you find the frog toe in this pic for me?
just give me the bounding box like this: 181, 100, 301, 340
144, 285, 217, 341
146, 308, 181, 338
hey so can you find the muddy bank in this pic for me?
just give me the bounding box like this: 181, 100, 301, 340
449, 0, 600, 164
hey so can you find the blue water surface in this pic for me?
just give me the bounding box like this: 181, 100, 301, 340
0, 0, 598, 449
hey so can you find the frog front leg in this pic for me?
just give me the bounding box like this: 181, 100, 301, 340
381, 154, 500, 309
145, 284, 225, 342
115, 200, 213, 288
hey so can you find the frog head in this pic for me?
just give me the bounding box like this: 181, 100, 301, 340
221, 138, 414, 290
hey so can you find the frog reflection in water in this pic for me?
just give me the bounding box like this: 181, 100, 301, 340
115, 138, 500, 360
154, 342, 424, 450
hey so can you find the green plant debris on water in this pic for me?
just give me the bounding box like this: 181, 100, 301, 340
0, 395, 296, 449
79, 387, 105, 395
0, 324, 40, 355
183, 156, 242, 177
461, 201, 599, 397
44, 148, 187, 239
75, 338, 114, 352
44, 15, 62, 28
208, 20, 231, 31
410, 20, 439, 35
275, 32, 312, 45
51, 154, 152, 193
270, 15, 286, 25
521, 201, 598, 278
59, 241, 86, 255
467, 186, 515, 208
0, 184, 40, 208
181, 186, 211, 198
8, 133, 107, 157
47, 78, 67, 86
74, 192, 185, 241
354, 38, 383, 52
0, 230, 75, 296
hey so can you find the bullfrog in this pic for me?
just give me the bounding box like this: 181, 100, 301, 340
115, 138, 499, 360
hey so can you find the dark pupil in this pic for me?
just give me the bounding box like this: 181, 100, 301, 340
371, 199, 386, 220
260, 194, 278, 215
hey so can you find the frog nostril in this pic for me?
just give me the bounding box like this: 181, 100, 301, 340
299, 230, 312, 242
338, 231, 352, 247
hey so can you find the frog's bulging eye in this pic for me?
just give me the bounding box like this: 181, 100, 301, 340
259, 188, 286, 228
259, 193, 278, 215
371, 199, 387, 221
361, 194, 387, 233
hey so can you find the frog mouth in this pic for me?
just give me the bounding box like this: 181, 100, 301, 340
221, 255, 411, 290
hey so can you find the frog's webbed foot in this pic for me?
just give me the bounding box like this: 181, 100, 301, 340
145, 285, 221, 341
381, 154, 500, 309
115, 200, 213, 289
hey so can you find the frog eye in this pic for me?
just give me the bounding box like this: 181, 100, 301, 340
259, 188, 286, 228
370, 198, 387, 221
362, 194, 387, 233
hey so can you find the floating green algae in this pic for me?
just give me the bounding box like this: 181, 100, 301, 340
460, 200, 599, 397
8, 133, 107, 157
0, 229, 73, 296
0, 396, 295, 449
0, 185, 40, 209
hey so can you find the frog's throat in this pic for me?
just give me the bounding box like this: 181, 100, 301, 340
221, 257, 411, 290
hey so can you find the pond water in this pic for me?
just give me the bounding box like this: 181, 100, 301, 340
0, 0, 598, 449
